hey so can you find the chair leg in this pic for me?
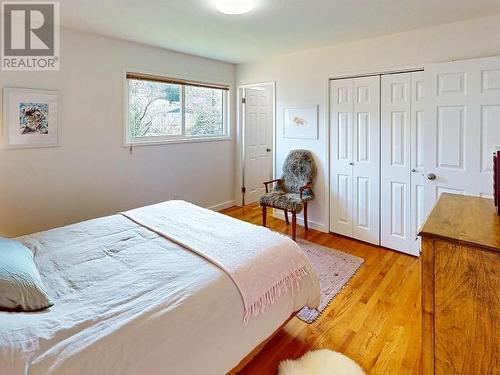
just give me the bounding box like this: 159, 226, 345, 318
291, 211, 297, 241
262, 206, 267, 227
304, 202, 308, 231
284, 210, 289, 225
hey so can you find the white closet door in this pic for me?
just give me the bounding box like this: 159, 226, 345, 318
424, 56, 500, 210
330, 76, 380, 245
351, 76, 380, 244
330, 78, 354, 237
381, 73, 413, 253
410, 72, 425, 254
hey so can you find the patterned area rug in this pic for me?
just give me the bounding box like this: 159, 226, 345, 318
296, 240, 364, 323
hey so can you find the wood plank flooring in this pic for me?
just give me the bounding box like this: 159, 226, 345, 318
222, 204, 422, 375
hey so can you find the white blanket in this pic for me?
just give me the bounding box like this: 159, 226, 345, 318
122, 200, 312, 322
0, 213, 320, 375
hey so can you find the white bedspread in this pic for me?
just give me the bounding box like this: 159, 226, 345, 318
122, 200, 312, 322
0, 214, 320, 375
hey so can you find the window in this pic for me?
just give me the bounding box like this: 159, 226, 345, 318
125, 72, 230, 145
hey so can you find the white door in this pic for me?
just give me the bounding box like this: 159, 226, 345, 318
352, 76, 381, 244
424, 56, 500, 210
381, 73, 412, 253
410, 72, 426, 254
243, 87, 273, 204
330, 78, 354, 237
381, 72, 424, 256
330, 76, 380, 245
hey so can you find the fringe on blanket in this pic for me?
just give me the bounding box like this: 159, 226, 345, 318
243, 265, 309, 323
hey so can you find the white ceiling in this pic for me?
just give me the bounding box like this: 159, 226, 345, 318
60, 0, 500, 64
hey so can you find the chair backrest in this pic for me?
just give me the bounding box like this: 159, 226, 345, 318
279, 149, 317, 194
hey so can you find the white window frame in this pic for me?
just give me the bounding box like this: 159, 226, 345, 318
123, 70, 231, 146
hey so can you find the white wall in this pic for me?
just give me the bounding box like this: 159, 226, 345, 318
0, 28, 236, 237
3, 14, 500, 237
236, 14, 500, 233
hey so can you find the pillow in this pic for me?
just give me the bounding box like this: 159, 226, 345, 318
0, 237, 53, 311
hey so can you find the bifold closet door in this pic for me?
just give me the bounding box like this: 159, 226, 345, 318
381, 72, 424, 255
330, 78, 354, 238
330, 76, 380, 245
410, 72, 425, 255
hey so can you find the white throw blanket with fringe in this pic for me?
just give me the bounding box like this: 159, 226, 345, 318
121, 200, 313, 322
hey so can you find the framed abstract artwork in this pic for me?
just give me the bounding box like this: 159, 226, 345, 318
2, 88, 60, 148
284, 106, 318, 139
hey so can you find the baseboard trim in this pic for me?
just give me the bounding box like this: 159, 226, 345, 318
208, 200, 236, 211
273, 210, 328, 233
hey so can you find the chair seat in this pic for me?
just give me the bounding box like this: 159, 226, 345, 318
259, 190, 306, 212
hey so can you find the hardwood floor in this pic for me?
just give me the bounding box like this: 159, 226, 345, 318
222, 203, 422, 375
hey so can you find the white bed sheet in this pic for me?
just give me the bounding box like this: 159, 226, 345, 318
0, 214, 320, 375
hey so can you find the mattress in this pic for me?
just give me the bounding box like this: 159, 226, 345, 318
0, 214, 320, 375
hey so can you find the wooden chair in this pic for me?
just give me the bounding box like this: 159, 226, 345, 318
259, 150, 317, 241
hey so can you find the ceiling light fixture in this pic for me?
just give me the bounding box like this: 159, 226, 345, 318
216, 0, 254, 15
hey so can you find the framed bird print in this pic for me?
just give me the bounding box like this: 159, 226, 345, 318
284, 106, 318, 139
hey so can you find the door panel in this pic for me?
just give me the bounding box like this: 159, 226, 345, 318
391, 112, 407, 166
330, 79, 354, 237
337, 174, 352, 227
330, 76, 380, 245
243, 87, 273, 204
481, 105, 500, 172
415, 185, 425, 234
356, 113, 369, 162
410, 71, 426, 254
338, 112, 351, 161
390, 182, 407, 238
415, 111, 424, 168
356, 177, 370, 229
424, 56, 500, 211
352, 76, 380, 244
436, 106, 465, 169
381, 71, 424, 256
381, 73, 413, 253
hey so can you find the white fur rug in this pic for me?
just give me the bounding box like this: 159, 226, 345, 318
278, 349, 365, 375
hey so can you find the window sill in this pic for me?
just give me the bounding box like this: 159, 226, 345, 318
124, 136, 232, 147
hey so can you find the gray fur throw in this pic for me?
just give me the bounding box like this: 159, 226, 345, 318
277, 149, 317, 196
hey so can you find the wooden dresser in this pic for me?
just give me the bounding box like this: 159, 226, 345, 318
419, 193, 500, 374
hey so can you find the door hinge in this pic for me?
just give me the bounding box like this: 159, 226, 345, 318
241, 186, 246, 193
241, 97, 246, 104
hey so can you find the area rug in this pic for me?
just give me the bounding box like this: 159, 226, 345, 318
296, 240, 364, 323
278, 349, 366, 375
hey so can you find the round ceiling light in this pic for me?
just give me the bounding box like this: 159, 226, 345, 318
216, 0, 254, 15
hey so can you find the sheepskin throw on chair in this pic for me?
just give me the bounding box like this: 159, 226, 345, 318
260, 149, 317, 240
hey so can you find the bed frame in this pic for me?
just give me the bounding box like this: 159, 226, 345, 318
228, 313, 296, 374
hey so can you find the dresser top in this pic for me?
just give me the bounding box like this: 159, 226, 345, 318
419, 193, 500, 252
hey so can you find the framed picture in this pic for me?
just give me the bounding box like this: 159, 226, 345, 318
284, 106, 318, 139
2, 88, 60, 148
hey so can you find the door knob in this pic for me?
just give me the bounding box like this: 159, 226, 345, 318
411, 169, 417, 173
266, 148, 271, 152
427, 173, 436, 181
349, 162, 354, 166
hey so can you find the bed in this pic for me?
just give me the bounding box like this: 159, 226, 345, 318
0, 202, 320, 375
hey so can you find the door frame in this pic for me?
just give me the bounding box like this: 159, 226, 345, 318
235, 81, 276, 206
